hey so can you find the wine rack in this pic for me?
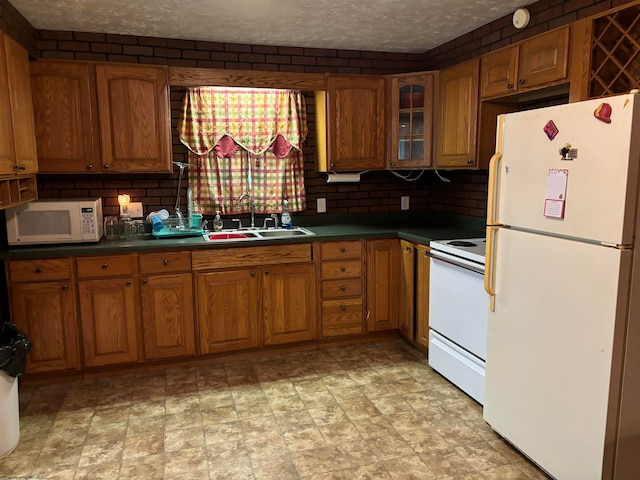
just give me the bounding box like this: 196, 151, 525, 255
589, 3, 640, 98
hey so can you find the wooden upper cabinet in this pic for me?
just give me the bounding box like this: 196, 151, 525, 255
481, 26, 570, 98
318, 74, 386, 172
0, 33, 37, 175
387, 72, 436, 169
0, 33, 14, 173
95, 63, 172, 173
437, 58, 479, 169
30, 61, 100, 173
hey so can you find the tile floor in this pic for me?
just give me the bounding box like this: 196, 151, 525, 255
1, 340, 549, 479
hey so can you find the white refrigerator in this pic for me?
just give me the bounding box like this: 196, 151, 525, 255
484, 93, 640, 480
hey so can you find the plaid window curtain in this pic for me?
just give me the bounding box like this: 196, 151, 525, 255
178, 87, 307, 215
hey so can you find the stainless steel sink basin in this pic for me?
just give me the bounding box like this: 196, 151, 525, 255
203, 227, 314, 242
204, 231, 259, 241
257, 229, 311, 237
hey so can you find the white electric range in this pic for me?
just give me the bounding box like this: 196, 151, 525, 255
427, 237, 489, 404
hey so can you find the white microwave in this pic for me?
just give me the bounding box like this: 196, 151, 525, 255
5, 198, 104, 245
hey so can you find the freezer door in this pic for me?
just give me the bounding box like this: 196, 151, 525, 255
495, 94, 640, 246
484, 228, 631, 479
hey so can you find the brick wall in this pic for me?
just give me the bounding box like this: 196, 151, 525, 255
4, 0, 637, 220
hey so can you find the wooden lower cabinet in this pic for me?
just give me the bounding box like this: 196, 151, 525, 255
6, 258, 79, 373
263, 263, 317, 345
140, 273, 194, 360
318, 240, 365, 338
78, 277, 140, 367
366, 239, 399, 332
399, 240, 415, 339
9, 280, 79, 373
415, 244, 431, 348
196, 269, 261, 354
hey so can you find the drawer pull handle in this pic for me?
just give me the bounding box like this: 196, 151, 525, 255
519, 79, 525, 85
35, 267, 42, 274
101, 263, 108, 270
141, 278, 148, 285
86, 164, 93, 170
340, 247, 346, 253
163, 259, 169, 266
125, 280, 132, 286
340, 305, 347, 312
506, 83, 513, 89
61, 284, 68, 291
250, 271, 256, 278
265, 270, 269, 276
340, 286, 346, 292
103, 163, 110, 169
340, 267, 346, 272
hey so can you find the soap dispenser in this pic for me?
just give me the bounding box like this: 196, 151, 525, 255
213, 211, 224, 231
280, 200, 292, 229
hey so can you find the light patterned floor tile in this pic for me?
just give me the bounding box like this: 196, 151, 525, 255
11, 340, 549, 480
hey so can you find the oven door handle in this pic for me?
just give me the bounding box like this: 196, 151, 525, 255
426, 251, 484, 275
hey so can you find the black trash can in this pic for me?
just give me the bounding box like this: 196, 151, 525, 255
0, 323, 31, 458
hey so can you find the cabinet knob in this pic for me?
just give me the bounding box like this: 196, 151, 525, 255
340, 305, 347, 312
264, 270, 269, 276
163, 259, 169, 266
86, 164, 94, 170
35, 267, 42, 274
519, 79, 525, 85
330, 163, 335, 169
391, 162, 396, 166
467, 159, 473, 165
125, 280, 132, 286
141, 278, 148, 285
61, 284, 68, 291
250, 271, 256, 278
340, 267, 346, 273
340, 286, 346, 292
13, 165, 25, 170
405, 246, 412, 251
103, 163, 110, 169
101, 263, 108, 270
340, 247, 346, 253
506, 83, 513, 90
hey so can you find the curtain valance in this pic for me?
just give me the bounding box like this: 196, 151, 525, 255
178, 87, 307, 158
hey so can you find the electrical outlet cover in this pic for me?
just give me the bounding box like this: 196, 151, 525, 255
401, 196, 410, 210
317, 198, 327, 213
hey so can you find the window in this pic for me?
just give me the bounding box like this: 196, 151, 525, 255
179, 87, 307, 215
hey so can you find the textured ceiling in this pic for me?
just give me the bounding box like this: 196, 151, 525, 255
10, 0, 538, 53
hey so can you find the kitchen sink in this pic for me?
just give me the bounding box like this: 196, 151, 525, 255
203, 227, 314, 242
257, 229, 311, 237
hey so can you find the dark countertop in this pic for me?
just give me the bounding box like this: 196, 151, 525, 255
0, 211, 486, 260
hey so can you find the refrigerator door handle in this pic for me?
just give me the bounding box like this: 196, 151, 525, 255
486, 115, 505, 227
485, 225, 499, 311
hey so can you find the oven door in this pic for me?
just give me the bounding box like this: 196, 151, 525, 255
428, 251, 489, 360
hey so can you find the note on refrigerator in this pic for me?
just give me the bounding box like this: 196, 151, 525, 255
544, 168, 568, 219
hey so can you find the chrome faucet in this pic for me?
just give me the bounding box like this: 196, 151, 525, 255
237, 193, 255, 229
263, 214, 279, 229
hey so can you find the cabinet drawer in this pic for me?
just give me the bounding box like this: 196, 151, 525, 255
321, 298, 364, 337
321, 278, 362, 299
76, 255, 136, 278
8, 258, 72, 282
320, 259, 362, 279
192, 244, 312, 270
320, 241, 363, 260
139, 251, 191, 274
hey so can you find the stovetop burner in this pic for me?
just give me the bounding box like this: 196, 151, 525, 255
448, 240, 477, 247
429, 237, 486, 265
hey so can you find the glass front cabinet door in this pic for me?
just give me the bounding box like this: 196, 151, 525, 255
387, 72, 436, 169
